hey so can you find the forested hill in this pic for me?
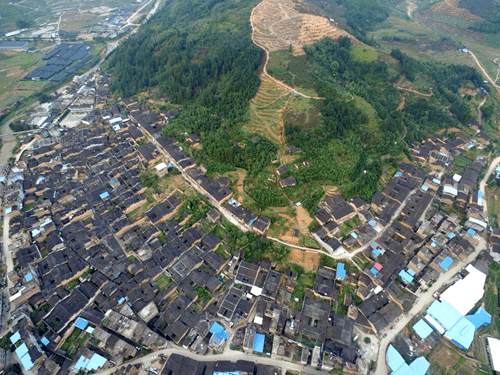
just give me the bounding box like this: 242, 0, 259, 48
107, 0, 261, 128
106, 0, 488, 213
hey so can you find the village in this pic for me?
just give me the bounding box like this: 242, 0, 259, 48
0, 68, 499, 375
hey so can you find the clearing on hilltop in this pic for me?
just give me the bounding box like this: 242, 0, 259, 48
251, 0, 360, 56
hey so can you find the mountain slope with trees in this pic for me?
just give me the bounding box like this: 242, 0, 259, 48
106, 0, 488, 211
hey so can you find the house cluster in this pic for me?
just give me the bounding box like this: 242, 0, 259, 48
309, 132, 491, 335
112, 353, 281, 375
0, 89, 361, 374
383, 257, 494, 375
222, 261, 360, 373
21, 71, 106, 133
273, 156, 310, 189
120, 97, 271, 234
410, 134, 489, 168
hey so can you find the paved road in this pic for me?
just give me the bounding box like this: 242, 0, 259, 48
374, 236, 488, 375
479, 155, 500, 217
374, 154, 495, 374
92, 345, 328, 375
0, 187, 14, 334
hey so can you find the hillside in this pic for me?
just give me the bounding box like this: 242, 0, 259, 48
105, 0, 498, 243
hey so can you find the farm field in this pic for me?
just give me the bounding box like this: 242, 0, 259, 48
0, 0, 137, 34
0, 46, 51, 108
338, 0, 500, 84
243, 73, 290, 146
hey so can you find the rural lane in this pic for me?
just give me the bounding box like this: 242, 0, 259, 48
91, 345, 328, 375
467, 50, 500, 94
374, 152, 497, 374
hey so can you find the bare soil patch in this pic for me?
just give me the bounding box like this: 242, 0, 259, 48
282, 230, 300, 244
280, 153, 299, 165
225, 168, 248, 203
396, 95, 405, 111
252, 0, 360, 56
296, 205, 313, 233
428, 344, 462, 372
289, 249, 320, 272
432, 0, 483, 22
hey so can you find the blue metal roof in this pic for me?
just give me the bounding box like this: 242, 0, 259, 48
41, 337, 50, 346
75, 353, 107, 371
421, 185, 429, 191
408, 357, 431, 375
25, 272, 33, 282
372, 248, 381, 256
74, 356, 90, 370
413, 319, 433, 339
407, 268, 416, 276
370, 267, 379, 275
351, 232, 358, 239
74, 317, 89, 330
445, 316, 475, 350
426, 300, 463, 332
399, 270, 414, 283
19, 353, 34, 371
440, 256, 453, 270
336, 263, 346, 279
253, 333, 265, 353
448, 232, 456, 239
15, 343, 28, 358
387, 345, 430, 375
386, 345, 405, 372
467, 228, 476, 235
209, 322, 228, 340
99, 191, 110, 199
465, 307, 491, 329
211, 333, 225, 345
83, 353, 107, 371
368, 220, 376, 227
10, 331, 21, 345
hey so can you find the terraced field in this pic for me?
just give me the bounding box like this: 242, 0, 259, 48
432, 0, 483, 22
243, 73, 291, 145
252, 0, 360, 56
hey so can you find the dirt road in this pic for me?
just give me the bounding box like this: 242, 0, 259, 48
249, 1, 325, 100
396, 86, 433, 97
467, 50, 500, 94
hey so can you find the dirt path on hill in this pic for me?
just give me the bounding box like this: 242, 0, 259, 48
478, 96, 487, 125
467, 50, 500, 94
396, 86, 433, 97
250, 0, 325, 100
